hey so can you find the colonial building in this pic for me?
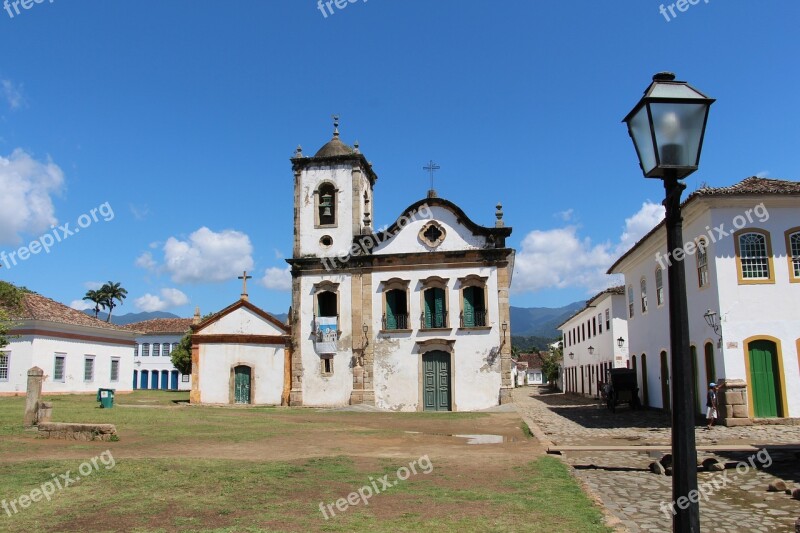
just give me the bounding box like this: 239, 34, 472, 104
609, 177, 800, 424
559, 286, 630, 398
283, 122, 515, 411
123, 317, 195, 391
0, 291, 136, 395
189, 298, 290, 405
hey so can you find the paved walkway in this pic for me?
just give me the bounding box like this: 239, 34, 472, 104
513, 386, 800, 533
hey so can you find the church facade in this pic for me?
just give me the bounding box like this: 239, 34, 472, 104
286, 123, 515, 411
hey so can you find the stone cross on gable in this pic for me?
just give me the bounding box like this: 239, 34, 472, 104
238, 271, 253, 301
423, 160, 440, 198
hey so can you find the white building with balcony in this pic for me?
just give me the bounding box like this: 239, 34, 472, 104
609, 177, 800, 424
559, 287, 629, 398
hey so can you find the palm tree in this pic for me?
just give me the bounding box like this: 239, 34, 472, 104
82, 289, 106, 319
99, 282, 128, 322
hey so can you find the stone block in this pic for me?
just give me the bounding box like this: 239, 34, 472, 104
768, 481, 787, 492
724, 391, 744, 405
732, 404, 750, 418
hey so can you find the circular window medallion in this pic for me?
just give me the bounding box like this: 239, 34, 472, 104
320, 235, 333, 248
419, 221, 446, 248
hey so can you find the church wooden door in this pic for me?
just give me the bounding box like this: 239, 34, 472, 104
749, 340, 781, 418
423, 351, 451, 411
234, 366, 251, 404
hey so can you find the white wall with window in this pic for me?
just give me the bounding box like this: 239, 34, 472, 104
609, 178, 800, 419
129, 324, 194, 391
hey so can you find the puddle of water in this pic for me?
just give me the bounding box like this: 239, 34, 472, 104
454, 434, 505, 445
403, 431, 506, 444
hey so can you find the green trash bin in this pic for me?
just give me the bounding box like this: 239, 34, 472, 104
97, 388, 115, 409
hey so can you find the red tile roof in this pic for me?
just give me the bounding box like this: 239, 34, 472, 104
5, 292, 130, 331
121, 318, 194, 335
518, 352, 546, 368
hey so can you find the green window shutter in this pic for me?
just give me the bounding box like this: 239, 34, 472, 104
424, 290, 434, 328
434, 288, 445, 328
463, 287, 475, 327
386, 291, 397, 330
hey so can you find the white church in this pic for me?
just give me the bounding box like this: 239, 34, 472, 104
190, 121, 516, 411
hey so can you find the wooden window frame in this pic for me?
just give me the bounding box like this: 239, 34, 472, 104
152, 343, 160, 357
53, 354, 66, 382
655, 267, 664, 306
0, 351, 8, 382
84, 355, 95, 383
734, 228, 775, 285
382, 278, 411, 332
141, 343, 150, 357
458, 275, 490, 330
420, 276, 450, 330
784, 227, 800, 283
110, 357, 120, 382
628, 285, 634, 318
696, 237, 710, 289
640, 277, 648, 314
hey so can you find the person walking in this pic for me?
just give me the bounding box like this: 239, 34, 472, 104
705, 382, 719, 430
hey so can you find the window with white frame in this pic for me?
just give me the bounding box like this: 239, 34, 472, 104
605, 309, 610, 330
162, 343, 171, 356
54, 354, 66, 382
789, 231, 800, 280
141, 343, 150, 357
172, 343, 179, 352
152, 343, 160, 357
597, 313, 602, 334
696, 238, 709, 288
640, 278, 648, 313
110, 358, 120, 382
655, 267, 664, 306
628, 286, 634, 318
84, 356, 95, 382
737, 231, 771, 280
0, 352, 9, 382
182, 374, 190, 382
134, 343, 139, 357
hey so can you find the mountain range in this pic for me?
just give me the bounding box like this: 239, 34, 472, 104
87, 303, 584, 338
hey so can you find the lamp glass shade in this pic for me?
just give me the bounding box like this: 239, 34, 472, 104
623, 73, 714, 179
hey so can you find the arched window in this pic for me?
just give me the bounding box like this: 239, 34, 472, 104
420, 277, 449, 329
735, 230, 774, 283
640, 278, 648, 313
655, 267, 664, 306
627, 285, 634, 318
459, 275, 488, 328
382, 279, 410, 331
785, 228, 800, 282
316, 183, 337, 227
696, 238, 709, 288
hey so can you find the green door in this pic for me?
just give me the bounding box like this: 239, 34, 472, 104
660, 351, 670, 412
749, 340, 782, 418
234, 366, 251, 404
423, 351, 451, 411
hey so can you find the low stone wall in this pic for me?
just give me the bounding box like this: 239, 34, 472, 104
37, 423, 117, 441
718, 379, 752, 427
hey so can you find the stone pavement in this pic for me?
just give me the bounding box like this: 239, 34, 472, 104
513, 386, 800, 533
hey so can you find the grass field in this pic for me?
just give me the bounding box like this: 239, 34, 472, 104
0, 391, 611, 532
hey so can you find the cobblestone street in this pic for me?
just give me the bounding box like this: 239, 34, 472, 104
514, 386, 800, 532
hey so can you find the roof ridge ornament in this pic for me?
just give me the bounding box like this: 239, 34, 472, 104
332, 114, 340, 139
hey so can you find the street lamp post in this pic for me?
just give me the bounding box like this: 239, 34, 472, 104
623, 72, 715, 533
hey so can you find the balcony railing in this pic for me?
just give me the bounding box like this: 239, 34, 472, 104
460, 309, 487, 327
382, 313, 409, 330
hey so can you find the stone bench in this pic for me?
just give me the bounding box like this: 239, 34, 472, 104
37, 423, 117, 441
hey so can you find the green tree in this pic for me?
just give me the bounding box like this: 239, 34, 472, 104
541, 342, 563, 387
170, 332, 193, 375
0, 281, 25, 348
0, 308, 12, 349
82, 289, 107, 319
99, 281, 128, 322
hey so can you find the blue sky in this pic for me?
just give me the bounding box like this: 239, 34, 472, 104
0, 1, 798, 318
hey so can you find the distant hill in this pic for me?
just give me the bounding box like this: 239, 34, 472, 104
82, 310, 180, 325
510, 301, 585, 339
83, 310, 290, 325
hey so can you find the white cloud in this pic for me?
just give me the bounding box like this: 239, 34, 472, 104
83, 281, 103, 290
1, 80, 24, 110
756, 170, 770, 178
555, 208, 574, 222
0, 149, 65, 245
260, 265, 291, 292
512, 202, 664, 295
70, 299, 93, 311
134, 288, 189, 312
135, 251, 157, 271
162, 227, 254, 283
